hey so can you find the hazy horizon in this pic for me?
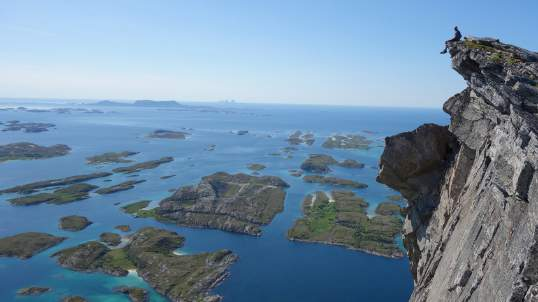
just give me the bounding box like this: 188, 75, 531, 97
2, 0, 537, 107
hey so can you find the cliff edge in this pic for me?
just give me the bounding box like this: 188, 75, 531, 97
377, 37, 538, 301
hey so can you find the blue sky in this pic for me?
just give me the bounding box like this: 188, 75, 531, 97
1, 0, 537, 107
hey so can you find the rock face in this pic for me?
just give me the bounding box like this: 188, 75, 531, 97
377, 37, 538, 301
157, 172, 289, 236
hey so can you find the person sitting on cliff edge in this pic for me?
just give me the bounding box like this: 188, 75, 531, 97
440, 26, 462, 54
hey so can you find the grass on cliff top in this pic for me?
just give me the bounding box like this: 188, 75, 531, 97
464, 40, 522, 65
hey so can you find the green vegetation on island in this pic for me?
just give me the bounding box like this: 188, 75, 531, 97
303, 175, 368, 189
95, 180, 145, 195
86, 151, 139, 165
8, 183, 98, 206
121, 200, 151, 214
52, 241, 133, 276
0, 142, 70, 162
322, 134, 372, 149
112, 157, 173, 174
130, 172, 289, 236
59, 215, 92, 232
52, 227, 237, 302
287, 191, 403, 258
0, 232, 66, 259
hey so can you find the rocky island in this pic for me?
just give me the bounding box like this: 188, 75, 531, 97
0, 232, 66, 259
115, 225, 131, 232
8, 183, 98, 206
0, 172, 112, 194
303, 175, 368, 189
147, 129, 190, 139
300, 154, 338, 173
287, 130, 315, 145
59, 215, 92, 231
86, 151, 139, 165
338, 159, 365, 169
112, 157, 173, 174
95, 180, 145, 195
0, 142, 70, 162
17, 286, 51, 296
62, 296, 87, 302
2, 120, 55, 133
52, 227, 237, 302
322, 134, 372, 149
287, 191, 403, 258
377, 38, 538, 301
247, 163, 266, 171
127, 172, 289, 236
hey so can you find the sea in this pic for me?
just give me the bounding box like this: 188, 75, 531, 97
0, 100, 448, 302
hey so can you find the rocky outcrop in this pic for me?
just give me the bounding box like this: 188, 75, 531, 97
156, 172, 289, 236
377, 37, 538, 301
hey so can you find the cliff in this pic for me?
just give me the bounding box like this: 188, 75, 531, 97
377, 37, 538, 301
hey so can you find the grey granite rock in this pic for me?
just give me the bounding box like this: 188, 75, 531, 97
378, 37, 538, 301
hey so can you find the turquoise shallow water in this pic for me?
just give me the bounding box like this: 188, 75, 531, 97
0, 101, 448, 302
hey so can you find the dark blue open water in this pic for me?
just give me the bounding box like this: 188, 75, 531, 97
0, 101, 448, 302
